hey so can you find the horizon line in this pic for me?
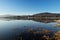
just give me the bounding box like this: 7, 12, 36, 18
0, 12, 60, 15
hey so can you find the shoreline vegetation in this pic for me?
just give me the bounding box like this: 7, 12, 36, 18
12, 28, 60, 40
0, 12, 60, 22
0, 12, 60, 20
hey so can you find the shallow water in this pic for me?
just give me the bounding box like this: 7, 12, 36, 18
0, 19, 60, 40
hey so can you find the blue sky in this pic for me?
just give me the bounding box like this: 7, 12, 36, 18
0, 0, 60, 15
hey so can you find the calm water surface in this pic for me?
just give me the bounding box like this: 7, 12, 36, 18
0, 19, 60, 40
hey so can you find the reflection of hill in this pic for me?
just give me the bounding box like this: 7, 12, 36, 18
0, 18, 55, 23
31, 19, 55, 23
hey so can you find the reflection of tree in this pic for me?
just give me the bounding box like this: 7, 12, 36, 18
0, 16, 55, 23
30, 19, 55, 23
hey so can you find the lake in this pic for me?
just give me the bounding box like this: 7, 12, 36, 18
0, 19, 60, 40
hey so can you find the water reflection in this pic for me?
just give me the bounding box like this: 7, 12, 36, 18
0, 18, 60, 40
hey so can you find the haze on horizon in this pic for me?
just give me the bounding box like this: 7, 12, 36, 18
0, 0, 60, 15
